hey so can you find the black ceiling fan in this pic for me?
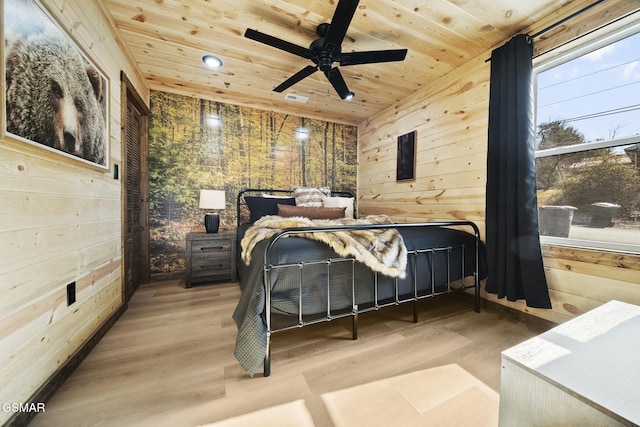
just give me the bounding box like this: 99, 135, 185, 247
244, 0, 407, 100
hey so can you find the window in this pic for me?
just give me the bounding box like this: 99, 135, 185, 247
534, 20, 640, 254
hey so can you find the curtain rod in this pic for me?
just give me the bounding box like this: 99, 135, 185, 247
531, 0, 607, 39
484, 0, 607, 62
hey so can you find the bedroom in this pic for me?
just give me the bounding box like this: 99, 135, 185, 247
1, 0, 639, 426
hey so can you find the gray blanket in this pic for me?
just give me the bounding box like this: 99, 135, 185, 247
232, 240, 270, 376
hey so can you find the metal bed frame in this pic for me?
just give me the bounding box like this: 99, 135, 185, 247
236, 189, 481, 377
261, 222, 481, 376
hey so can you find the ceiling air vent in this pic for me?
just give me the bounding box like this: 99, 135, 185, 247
284, 93, 308, 103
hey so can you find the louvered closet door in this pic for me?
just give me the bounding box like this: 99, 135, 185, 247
123, 94, 149, 301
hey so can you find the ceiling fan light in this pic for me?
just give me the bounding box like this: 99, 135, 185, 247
203, 55, 223, 68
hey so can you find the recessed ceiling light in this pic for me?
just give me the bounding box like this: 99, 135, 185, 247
202, 55, 223, 68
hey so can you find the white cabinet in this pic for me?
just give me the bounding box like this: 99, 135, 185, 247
499, 300, 640, 426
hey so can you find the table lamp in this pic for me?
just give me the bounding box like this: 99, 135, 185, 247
199, 190, 226, 233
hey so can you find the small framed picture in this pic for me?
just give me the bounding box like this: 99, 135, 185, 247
396, 131, 416, 181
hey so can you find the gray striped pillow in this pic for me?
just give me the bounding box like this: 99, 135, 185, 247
293, 186, 331, 207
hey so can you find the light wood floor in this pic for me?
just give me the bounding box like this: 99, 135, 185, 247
30, 279, 552, 427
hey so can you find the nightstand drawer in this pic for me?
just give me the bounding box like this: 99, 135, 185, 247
191, 240, 231, 253
191, 257, 231, 278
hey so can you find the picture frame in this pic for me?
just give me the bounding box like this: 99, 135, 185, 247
2, 0, 109, 169
396, 130, 416, 181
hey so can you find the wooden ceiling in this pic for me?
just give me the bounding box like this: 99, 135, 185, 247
99, 0, 579, 125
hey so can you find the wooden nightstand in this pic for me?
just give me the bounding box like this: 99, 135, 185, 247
185, 231, 237, 287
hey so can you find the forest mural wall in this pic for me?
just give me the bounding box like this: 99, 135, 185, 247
149, 90, 358, 275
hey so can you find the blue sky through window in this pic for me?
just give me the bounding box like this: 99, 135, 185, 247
536, 30, 640, 143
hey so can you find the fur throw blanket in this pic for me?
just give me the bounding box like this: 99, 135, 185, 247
241, 214, 407, 278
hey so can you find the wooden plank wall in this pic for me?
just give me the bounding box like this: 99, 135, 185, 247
0, 2, 637, 420
0, 1, 147, 423
357, 0, 640, 326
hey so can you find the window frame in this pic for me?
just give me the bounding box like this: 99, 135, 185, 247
533, 18, 640, 255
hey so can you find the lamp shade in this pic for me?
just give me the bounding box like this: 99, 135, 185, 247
199, 190, 226, 210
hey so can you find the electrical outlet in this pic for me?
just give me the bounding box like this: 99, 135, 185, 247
67, 282, 76, 306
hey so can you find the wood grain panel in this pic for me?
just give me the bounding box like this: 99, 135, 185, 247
0, 192, 119, 231
0, 242, 121, 316
359, 135, 488, 179
360, 203, 485, 221
0, 0, 147, 424
543, 245, 640, 271
0, 280, 121, 407
533, 0, 640, 57
543, 256, 640, 285
359, 187, 486, 205
0, 220, 120, 273
99, 0, 598, 124
359, 168, 485, 194
0, 137, 119, 201
479, 253, 640, 326
547, 268, 640, 308
0, 259, 120, 357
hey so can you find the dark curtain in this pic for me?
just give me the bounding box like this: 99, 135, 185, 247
485, 34, 551, 308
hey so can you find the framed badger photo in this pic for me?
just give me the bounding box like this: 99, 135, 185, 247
2, 0, 109, 169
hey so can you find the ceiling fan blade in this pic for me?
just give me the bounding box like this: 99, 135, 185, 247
245, 28, 313, 60
273, 65, 318, 92
324, 67, 353, 100
323, 0, 359, 50
340, 49, 408, 66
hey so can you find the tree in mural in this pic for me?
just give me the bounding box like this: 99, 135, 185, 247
148, 91, 358, 274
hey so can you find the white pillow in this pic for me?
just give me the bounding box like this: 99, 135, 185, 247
324, 196, 354, 219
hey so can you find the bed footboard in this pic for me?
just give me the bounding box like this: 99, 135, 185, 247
261, 221, 482, 377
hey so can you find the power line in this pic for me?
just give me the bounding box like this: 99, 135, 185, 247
538, 80, 640, 108
539, 58, 640, 90
561, 104, 640, 123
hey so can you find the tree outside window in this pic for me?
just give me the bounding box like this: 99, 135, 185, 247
534, 26, 640, 253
